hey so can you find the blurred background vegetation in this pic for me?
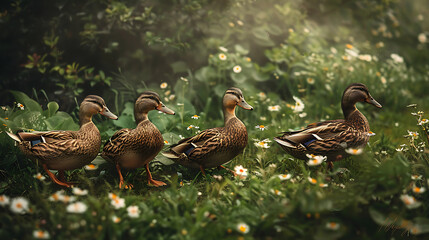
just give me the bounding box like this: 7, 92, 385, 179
0, 0, 429, 239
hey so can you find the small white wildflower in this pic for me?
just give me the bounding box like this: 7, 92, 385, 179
418, 119, 428, 125
111, 197, 126, 209
308, 177, 317, 184
400, 194, 421, 209
345, 148, 363, 155
187, 125, 199, 130
367, 131, 376, 137
191, 115, 200, 119
160, 82, 168, 89
0, 195, 10, 207
10, 197, 29, 214
218, 53, 227, 61
292, 96, 304, 113
84, 164, 98, 170
418, 33, 427, 43
17, 103, 24, 110
237, 223, 250, 234
391, 53, 404, 63
234, 165, 248, 179
219, 46, 228, 52
278, 174, 292, 181
127, 205, 140, 218
33, 173, 46, 181
72, 188, 88, 196
255, 125, 267, 131
326, 222, 340, 230
33, 230, 50, 239
413, 185, 426, 194
268, 105, 281, 111
306, 154, 326, 166
271, 189, 282, 196
233, 65, 242, 73
66, 201, 87, 213
112, 215, 121, 223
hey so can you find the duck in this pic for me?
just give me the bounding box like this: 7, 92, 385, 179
162, 87, 253, 175
7, 95, 118, 187
101, 91, 175, 189
274, 83, 382, 163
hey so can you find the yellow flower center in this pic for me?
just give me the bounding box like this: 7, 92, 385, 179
16, 203, 22, 209
282, 174, 288, 178
115, 217, 121, 223
111, 193, 117, 199
258, 142, 265, 146
164, 140, 169, 144
414, 187, 421, 193
311, 178, 317, 184
239, 225, 247, 232
259, 125, 264, 128
329, 222, 337, 228
37, 231, 44, 238
0, 196, 4, 201
312, 159, 318, 164
52, 194, 59, 201
87, 164, 95, 169
346, 44, 353, 49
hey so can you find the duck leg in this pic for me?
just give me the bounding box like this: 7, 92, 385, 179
145, 164, 166, 187
199, 166, 206, 176
57, 170, 76, 186
217, 165, 237, 176
115, 162, 126, 189
43, 164, 72, 188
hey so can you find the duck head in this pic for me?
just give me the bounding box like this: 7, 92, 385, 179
134, 91, 175, 123
80, 95, 118, 124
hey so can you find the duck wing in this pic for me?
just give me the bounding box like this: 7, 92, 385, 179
102, 128, 133, 156
274, 120, 350, 149
163, 127, 223, 159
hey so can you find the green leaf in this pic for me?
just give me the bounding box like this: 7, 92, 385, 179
10, 91, 43, 112
44, 101, 59, 118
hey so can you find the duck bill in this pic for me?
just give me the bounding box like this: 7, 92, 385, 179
365, 96, 382, 108
237, 99, 253, 110
100, 107, 118, 119
157, 104, 175, 115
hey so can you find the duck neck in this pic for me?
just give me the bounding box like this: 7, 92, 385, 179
79, 111, 93, 126
341, 100, 357, 121
135, 112, 148, 125
223, 106, 236, 125
342, 102, 369, 131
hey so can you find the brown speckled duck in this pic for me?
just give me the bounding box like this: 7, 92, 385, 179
274, 83, 382, 162
7, 95, 118, 187
162, 87, 253, 174
102, 91, 175, 189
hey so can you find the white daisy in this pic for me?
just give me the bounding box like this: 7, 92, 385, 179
237, 222, 250, 234
187, 125, 199, 130
233, 65, 242, 73
278, 174, 292, 181
413, 186, 426, 194
112, 215, 121, 223
10, 197, 29, 214
400, 194, 421, 209
0, 195, 10, 207
108, 193, 119, 200
218, 53, 227, 61
292, 96, 304, 112
127, 205, 140, 218
17, 103, 24, 110
191, 115, 200, 119
33, 230, 50, 239
306, 154, 326, 166
418, 33, 427, 43
308, 177, 317, 184
326, 222, 340, 230
84, 164, 98, 171
345, 148, 363, 155
418, 119, 428, 125
160, 82, 168, 89
367, 131, 376, 136
255, 125, 267, 131
111, 197, 126, 209
66, 201, 88, 213
391, 53, 404, 63
234, 165, 248, 178
72, 187, 88, 196
33, 173, 46, 181
268, 105, 281, 111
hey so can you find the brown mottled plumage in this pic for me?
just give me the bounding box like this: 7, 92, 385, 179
101, 91, 175, 188
274, 83, 382, 162
7, 95, 118, 187
162, 87, 253, 174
